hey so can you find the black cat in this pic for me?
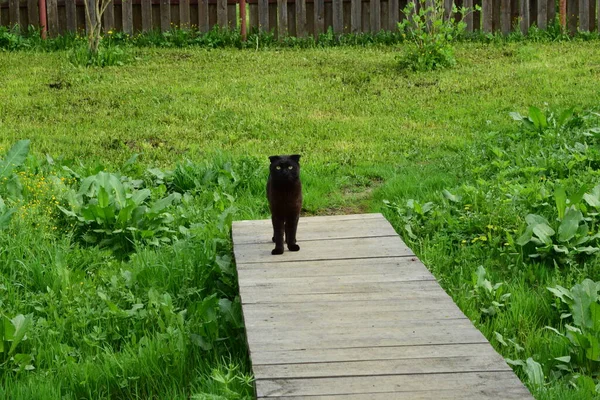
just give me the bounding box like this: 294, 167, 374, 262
266, 155, 302, 255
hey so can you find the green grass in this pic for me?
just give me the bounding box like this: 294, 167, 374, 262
1, 42, 600, 398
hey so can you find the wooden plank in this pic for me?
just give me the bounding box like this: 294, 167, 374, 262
332, 0, 342, 33
269, 1, 277, 33
278, 0, 288, 36
381, 0, 388, 30
370, 0, 380, 31
8, 0, 19, 28
464, 0, 473, 31
389, 0, 398, 30
287, 4, 296, 36
47, 0, 59, 36
537, 0, 547, 29
141, 0, 152, 31
492, 0, 501, 30
65, 0, 77, 31
295, 0, 306, 36
314, 0, 324, 36
103, 0, 115, 32
254, 354, 511, 380
160, 0, 171, 31
237, 257, 435, 280
122, 0, 133, 34
227, 3, 236, 28
262, 385, 533, 400
520, 0, 528, 34
244, 307, 468, 330
241, 279, 446, 303
567, 0, 578, 34
580, 0, 590, 31
351, 0, 360, 32
234, 236, 414, 264
246, 321, 488, 351
27, 0, 40, 28
500, 0, 510, 34
249, 2, 258, 30
256, 371, 529, 398
233, 217, 397, 244
251, 342, 502, 365
482, 0, 492, 32
217, 0, 226, 27
258, 0, 268, 30
180, 0, 190, 28
198, 0, 209, 32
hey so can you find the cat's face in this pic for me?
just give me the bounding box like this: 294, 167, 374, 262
269, 155, 301, 182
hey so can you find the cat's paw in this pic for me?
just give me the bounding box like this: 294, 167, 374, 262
271, 247, 284, 255
288, 244, 300, 252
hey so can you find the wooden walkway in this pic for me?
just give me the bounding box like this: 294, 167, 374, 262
232, 213, 533, 399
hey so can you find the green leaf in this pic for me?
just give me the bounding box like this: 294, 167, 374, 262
524, 357, 544, 388
8, 314, 33, 356
97, 186, 110, 208
547, 285, 573, 305
585, 334, 600, 361
554, 356, 571, 363
0, 140, 30, 178
516, 226, 533, 246
528, 106, 547, 131
131, 189, 151, 206
583, 185, 600, 208
532, 223, 555, 245
525, 214, 550, 226
591, 302, 600, 331
442, 189, 461, 203
494, 331, 507, 346
0, 207, 16, 230
149, 193, 181, 215
558, 209, 583, 242
555, 186, 567, 220
570, 279, 599, 330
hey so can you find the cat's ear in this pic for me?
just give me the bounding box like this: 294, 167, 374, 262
269, 155, 281, 163
289, 154, 301, 163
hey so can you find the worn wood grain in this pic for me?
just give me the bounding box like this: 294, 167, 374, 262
122, 0, 133, 34
580, 0, 590, 31
389, 0, 398, 30
198, 0, 209, 31
259, 0, 268, 30
216, 0, 226, 26
257, 372, 529, 397
103, 0, 115, 32
332, 0, 342, 33
537, 0, 547, 29
251, 342, 503, 365
482, 0, 492, 31
370, 0, 380, 31
179, 0, 190, 28
8, 0, 19, 28
350, 0, 361, 31
295, 0, 306, 35
567, 0, 578, 34
464, 0, 473, 30
160, 0, 170, 31
314, 0, 325, 36
278, 0, 288, 36
47, 0, 59, 36
233, 213, 531, 399
141, 0, 152, 31
27, 0, 39, 27
500, 0, 510, 34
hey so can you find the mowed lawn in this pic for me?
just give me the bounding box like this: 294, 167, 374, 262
1, 41, 600, 399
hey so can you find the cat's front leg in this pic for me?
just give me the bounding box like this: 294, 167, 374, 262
271, 217, 285, 255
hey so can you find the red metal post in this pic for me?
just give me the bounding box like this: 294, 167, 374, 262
39, 0, 47, 39
240, 0, 247, 40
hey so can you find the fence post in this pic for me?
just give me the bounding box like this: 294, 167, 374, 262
520, 0, 529, 34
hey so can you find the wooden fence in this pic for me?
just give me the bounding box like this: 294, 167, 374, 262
0, 0, 598, 38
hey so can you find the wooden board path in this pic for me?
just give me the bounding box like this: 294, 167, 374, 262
232, 213, 532, 399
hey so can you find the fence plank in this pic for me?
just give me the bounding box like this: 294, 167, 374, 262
389, 0, 398, 30
380, 0, 387, 29
269, 2, 277, 33
500, 0, 510, 33
122, 0, 133, 34
179, 0, 190, 27
333, 0, 343, 33
482, 0, 492, 31
580, 0, 589, 30
65, 0, 77, 31
259, 0, 268, 30
315, 0, 324, 36
198, 0, 209, 31
537, 0, 546, 28
473, 0, 481, 30
27, 0, 39, 27
250, 2, 258, 29
351, 0, 361, 31
370, 0, 380, 31
520, 0, 528, 34
279, 0, 288, 35
288, 2, 296, 34
567, 0, 577, 34
217, 0, 226, 27
103, 0, 115, 32
8, 0, 18, 28
160, 0, 171, 30
464, 0, 473, 30
47, 0, 59, 35
296, 0, 306, 36
548, 0, 555, 22
227, 3, 236, 28
141, 0, 151, 31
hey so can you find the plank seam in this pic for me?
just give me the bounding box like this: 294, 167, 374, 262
238, 254, 417, 265
234, 234, 400, 244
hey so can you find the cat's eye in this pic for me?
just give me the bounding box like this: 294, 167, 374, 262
275, 166, 281, 170
288, 166, 293, 170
